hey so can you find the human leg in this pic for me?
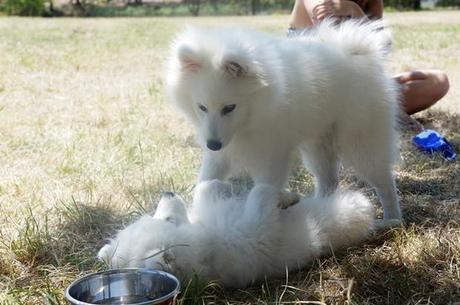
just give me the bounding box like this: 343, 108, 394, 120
394, 69, 449, 115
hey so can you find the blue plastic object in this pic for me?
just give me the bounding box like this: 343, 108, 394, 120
412, 129, 456, 161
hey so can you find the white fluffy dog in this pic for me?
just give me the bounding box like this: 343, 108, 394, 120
166, 20, 401, 222
98, 180, 374, 288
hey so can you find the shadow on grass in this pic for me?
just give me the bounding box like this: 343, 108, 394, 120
340, 110, 460, 304
3, 203, 125, 273
55, 198, 134, 270
0, 199, 136, 303
397, 110, 459, 228
342, 251, 460, 304
342, 228, 460, 304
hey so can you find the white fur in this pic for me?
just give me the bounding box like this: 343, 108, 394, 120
98, 180, 374, 288
165, 20, 401, 221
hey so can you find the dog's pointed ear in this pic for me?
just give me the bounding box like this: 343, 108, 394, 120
223, 60, 246, 78
221, 55, 268, 88
177, 45, 201, 72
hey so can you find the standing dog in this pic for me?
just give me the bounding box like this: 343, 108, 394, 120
166, 20, 401, 222
98, 180, 374, 288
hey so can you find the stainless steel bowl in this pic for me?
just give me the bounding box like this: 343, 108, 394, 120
65, 269, 180, 305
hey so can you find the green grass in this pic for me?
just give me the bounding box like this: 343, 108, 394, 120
0, 12, 459, 305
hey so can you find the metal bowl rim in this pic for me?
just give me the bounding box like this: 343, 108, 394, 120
65, 268, 180, 305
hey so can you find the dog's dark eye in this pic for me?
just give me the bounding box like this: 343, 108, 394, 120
198, 104, 207, 113
221, 104, 236, 116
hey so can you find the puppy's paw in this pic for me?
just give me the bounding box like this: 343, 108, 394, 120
154, 194, 189, 226
277, 190, 301, 209
196, 180, 232, 200
98, 244, 114, 266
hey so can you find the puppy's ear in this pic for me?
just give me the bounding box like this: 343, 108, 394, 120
223, 60, 247, 78
154, 194, 190, 226
177, 45, 201, 72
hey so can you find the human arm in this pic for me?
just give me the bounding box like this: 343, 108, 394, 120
303, 0, 383, 24
361, 0, 383, 19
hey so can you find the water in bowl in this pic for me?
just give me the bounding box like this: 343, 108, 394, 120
93, 295, 154, 304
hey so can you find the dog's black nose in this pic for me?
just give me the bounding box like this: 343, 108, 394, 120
162, 192, 175, 198
207, 140, 222, 151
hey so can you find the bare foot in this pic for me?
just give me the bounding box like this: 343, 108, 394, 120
397, 110, 424, 133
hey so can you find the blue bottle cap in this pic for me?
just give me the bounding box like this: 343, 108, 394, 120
412, 129, 456, 161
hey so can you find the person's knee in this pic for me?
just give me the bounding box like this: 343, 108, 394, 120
408, 70, 427, 80
437, 71, 449, 96
431, 70, 449, 100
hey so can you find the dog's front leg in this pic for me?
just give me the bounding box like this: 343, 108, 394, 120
250, 150, 300, 208
191, 180, 232, 224
249, 146, 292, 188
198, 150, 230, 182
244, 184, 281, 223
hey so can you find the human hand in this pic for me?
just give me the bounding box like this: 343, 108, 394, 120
312, 0, 362, 22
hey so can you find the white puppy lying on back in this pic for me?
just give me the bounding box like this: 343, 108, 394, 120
98, 181, 374, 288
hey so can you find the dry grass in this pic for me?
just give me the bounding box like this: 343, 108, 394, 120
0, 12, 459, 305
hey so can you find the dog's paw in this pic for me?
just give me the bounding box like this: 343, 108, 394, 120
196, 180, 232, 200
277, 190, 301, 209
373, 218, 403, 232
154, 194, 189, 226
97, 244, 113, 266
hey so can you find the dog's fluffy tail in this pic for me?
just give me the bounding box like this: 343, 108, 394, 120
313, 19, 391, 60
305, 190, 374, 251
